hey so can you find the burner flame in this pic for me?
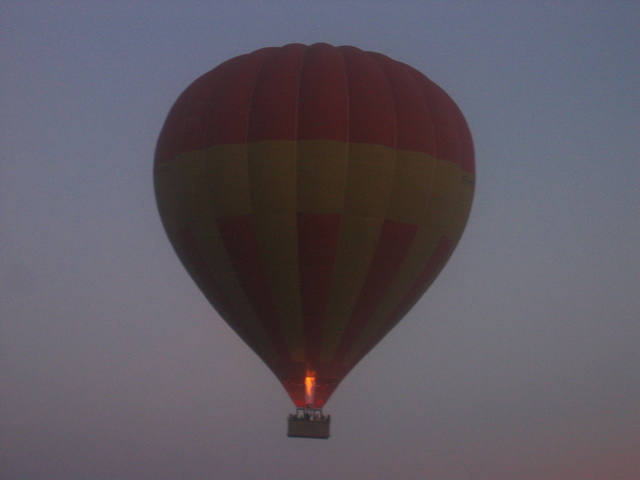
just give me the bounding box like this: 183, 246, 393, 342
304, 371, 316, 406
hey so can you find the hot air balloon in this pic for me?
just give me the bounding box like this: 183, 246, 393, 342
154, 43, 474, 438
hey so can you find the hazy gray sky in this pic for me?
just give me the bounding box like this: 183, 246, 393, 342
2, 2, 639, 479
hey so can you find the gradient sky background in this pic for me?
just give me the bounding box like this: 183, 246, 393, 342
1, 2, 639, 479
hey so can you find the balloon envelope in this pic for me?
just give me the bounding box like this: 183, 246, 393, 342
154, 43, 475, 408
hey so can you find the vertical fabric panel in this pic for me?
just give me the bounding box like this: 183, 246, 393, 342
298, 43, 349, 142
247, 44, 306, 142
206, 47, 275, 146
341, 46, 396, 147
295, 45, 350, 366
245, 140, 303, 361
407, 66, 462, 167
368, 52, 436, 154
216, 215, 291, 361
297, 212, 342, 363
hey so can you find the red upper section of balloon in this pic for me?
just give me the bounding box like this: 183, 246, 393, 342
155, 43, 474, 174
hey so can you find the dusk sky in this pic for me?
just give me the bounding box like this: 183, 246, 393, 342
2, 2, 639, 479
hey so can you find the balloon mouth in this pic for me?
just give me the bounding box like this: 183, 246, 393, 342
304, 372, 316, 406
281, 375, 340, 409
